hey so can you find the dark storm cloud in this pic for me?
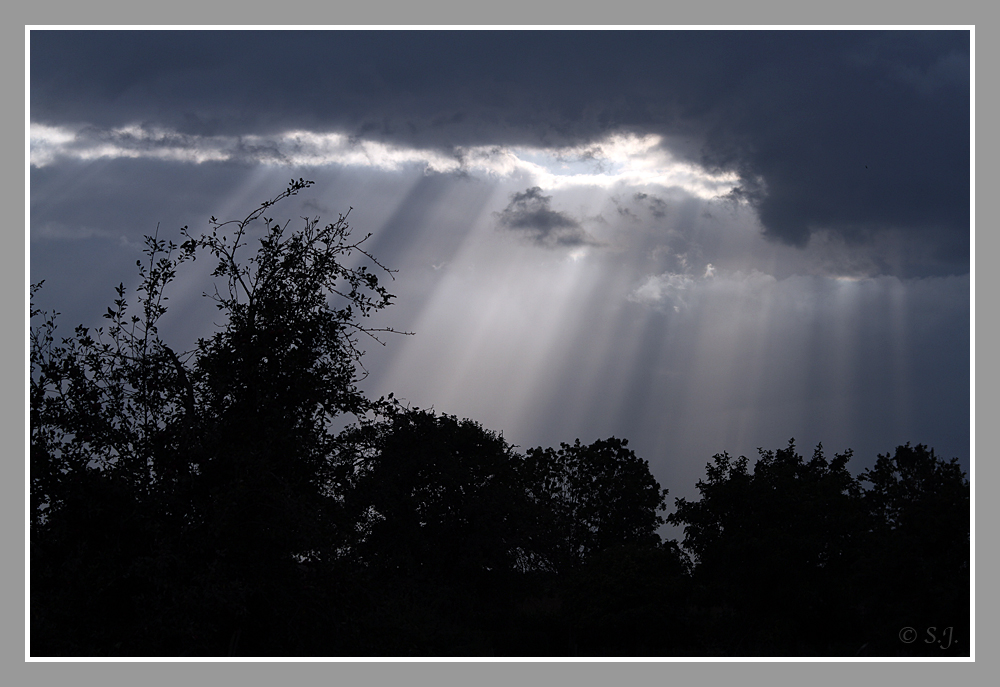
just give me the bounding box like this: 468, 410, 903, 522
30, 30, 970, 275
495, 187, 596, 248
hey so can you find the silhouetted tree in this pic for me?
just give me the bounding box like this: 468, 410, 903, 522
172, 181, 407, 652
338, 410, 545, 577
327, 412, 680, 655
30, 179, 405, 655
666, 441, 864, 654
851, 443, 970, 656
667, 439, 969, 656
327, 409, 545, 654
524, 437, 670, 570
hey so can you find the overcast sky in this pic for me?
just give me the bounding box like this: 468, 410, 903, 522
29, 29, 971, 504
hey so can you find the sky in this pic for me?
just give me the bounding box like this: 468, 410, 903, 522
28, 29, 971, 510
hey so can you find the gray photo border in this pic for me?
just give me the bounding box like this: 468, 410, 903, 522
12, 3, 987, 685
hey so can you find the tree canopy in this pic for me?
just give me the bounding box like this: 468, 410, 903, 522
666, 440, 969, 656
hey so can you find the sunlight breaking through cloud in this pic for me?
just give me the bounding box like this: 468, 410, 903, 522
30, 124, 739, 199
510, 134, 740, 198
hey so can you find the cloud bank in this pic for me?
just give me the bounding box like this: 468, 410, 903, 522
31, 30, 970, 275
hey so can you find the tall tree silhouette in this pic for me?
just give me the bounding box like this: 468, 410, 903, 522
30, 179, 406, 655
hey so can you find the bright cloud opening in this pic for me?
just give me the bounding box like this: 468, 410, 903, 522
30, 124, 739, 199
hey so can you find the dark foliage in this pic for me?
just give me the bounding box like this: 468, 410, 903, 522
851, 443, 971, 656
339, 410, 539, 578
667, 440, 969, 656
29, 183, 969, 657
31, 179, 404, 655
523, 438, 669, 570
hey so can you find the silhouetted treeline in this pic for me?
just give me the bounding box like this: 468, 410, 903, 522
30, 182, 969, 656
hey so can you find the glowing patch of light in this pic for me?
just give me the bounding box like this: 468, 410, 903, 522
264, 130, 464, 173
30, 123, 740, 200
30, 123, 232, 166
29, 123, 82, 167
504, 133, 740, 199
